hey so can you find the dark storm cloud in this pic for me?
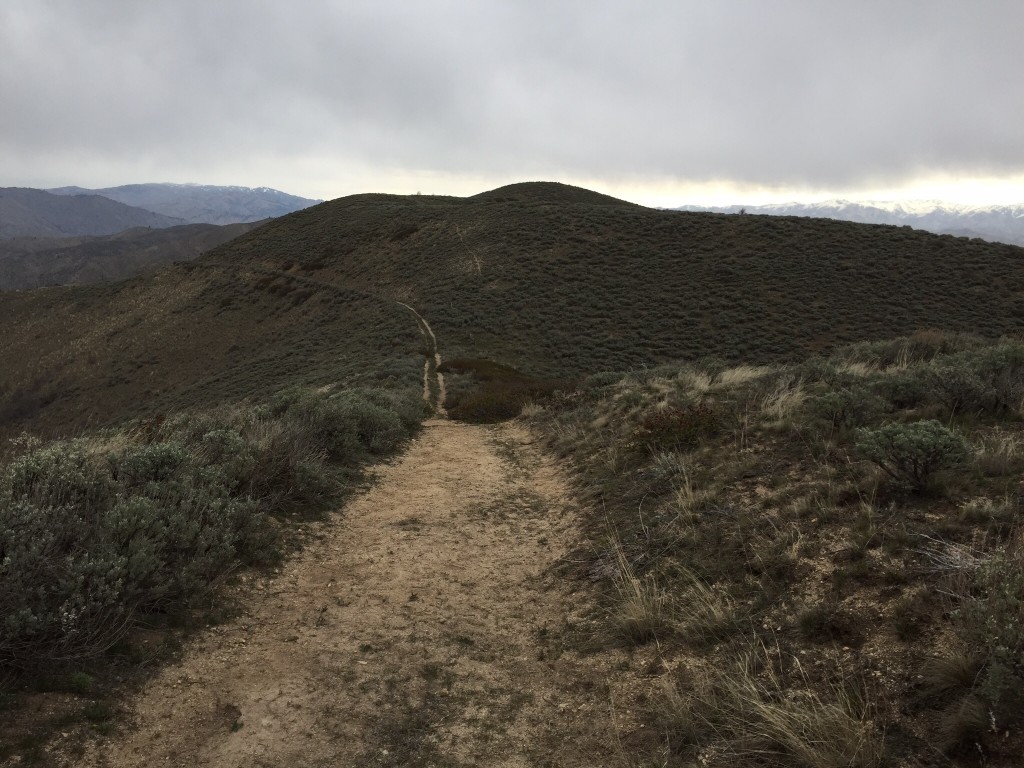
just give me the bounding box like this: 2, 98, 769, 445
2, 0, 1022, 192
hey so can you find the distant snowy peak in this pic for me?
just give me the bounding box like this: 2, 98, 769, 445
672, 200, 1024, 246
48, 183, 322, 225
792, 199, 1024, 217
152, 183, 304, 196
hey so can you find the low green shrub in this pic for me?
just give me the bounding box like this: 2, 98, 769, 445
328, 390, 407, 454
855, 420, 970, 491
974, 343, 1024, 415
0, 439, 276, 665
270, 387, 411, 460
0, 386, 422, 667
806, 385, 885, 431
870, 367, 930, 410
924, 358, 990, 416
953, 542, 1024, 729
5, 441, 114, 510
922, 343, 1024, 417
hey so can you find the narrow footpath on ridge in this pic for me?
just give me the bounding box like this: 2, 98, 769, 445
396, 301, 447, 417
68, 419, 638, 767
196, 261, 449, 418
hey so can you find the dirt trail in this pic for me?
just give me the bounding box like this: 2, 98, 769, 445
71, 420, 629, 767
196, 263, 448, 417
396, 302, 446, 416
454, 224, 483, 275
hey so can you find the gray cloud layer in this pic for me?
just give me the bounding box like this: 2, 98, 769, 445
2, 0, 1022, 195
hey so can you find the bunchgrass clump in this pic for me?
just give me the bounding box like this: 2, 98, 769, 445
610, 540, 674, 644
660, 647, 883, 768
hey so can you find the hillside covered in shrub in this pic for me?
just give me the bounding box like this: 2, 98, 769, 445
526, 331, 1024, 766
2, 182, 1022, 444
2, 183, 1023, 766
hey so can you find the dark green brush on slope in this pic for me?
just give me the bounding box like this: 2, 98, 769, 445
1, 181, 1021, 442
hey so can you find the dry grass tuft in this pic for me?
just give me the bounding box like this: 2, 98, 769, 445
610, 541, 674, 644
661, 646, 883, 768
675, 569, 736, 646
714, 365, 772, 390
760, 376, 807, 423
836, 361, 878, 377
519, 400, 544, 418
676, 369, 713, 395
974, 429, 1022, 477
923, 651, 982, 696
938, 694, 989, 754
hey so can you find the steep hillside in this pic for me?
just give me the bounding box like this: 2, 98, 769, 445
48, 183, 321, 225
0, 221, 263, 290
1, 182, 1022, 442
0, 188, 184, 239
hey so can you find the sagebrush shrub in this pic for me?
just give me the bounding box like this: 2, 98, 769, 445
5, 441, 114, 509
0, 386, 421, 666
924, 358, 990, 415
0, 497, 128, 662
353, 387, 426, 436
806, 385, 884, 431
975, 343, 1024, 415
331, 391, 406, 454
953, 542, 1024, 725
110, 441, 189, 488
0, 439, 276, 664
270, 387, 406, 460
923, 343, 1024, 417
871, 367, 929, 410
855, 420, 970, 491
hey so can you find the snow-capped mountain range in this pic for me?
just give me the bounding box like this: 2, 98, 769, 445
673, 200, 1024, 247
48, 183, 321, 226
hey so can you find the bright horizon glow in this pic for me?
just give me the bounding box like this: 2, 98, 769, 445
20, 168, 1024, 211
296, 170, 1024, 210
618, 173, 1024, 209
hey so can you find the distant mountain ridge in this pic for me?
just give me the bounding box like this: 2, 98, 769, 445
48, 183, 322, 225
672, 200, 1024, 246
0, 187, 185, 239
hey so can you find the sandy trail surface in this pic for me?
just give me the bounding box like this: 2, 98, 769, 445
71, 419, 628, 767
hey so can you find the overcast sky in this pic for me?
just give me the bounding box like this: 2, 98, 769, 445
2, 0, 1022, 206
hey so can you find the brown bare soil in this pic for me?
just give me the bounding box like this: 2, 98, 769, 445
58, 420, 633, 767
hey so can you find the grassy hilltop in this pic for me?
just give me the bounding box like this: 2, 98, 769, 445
1, 181, 1022, 442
